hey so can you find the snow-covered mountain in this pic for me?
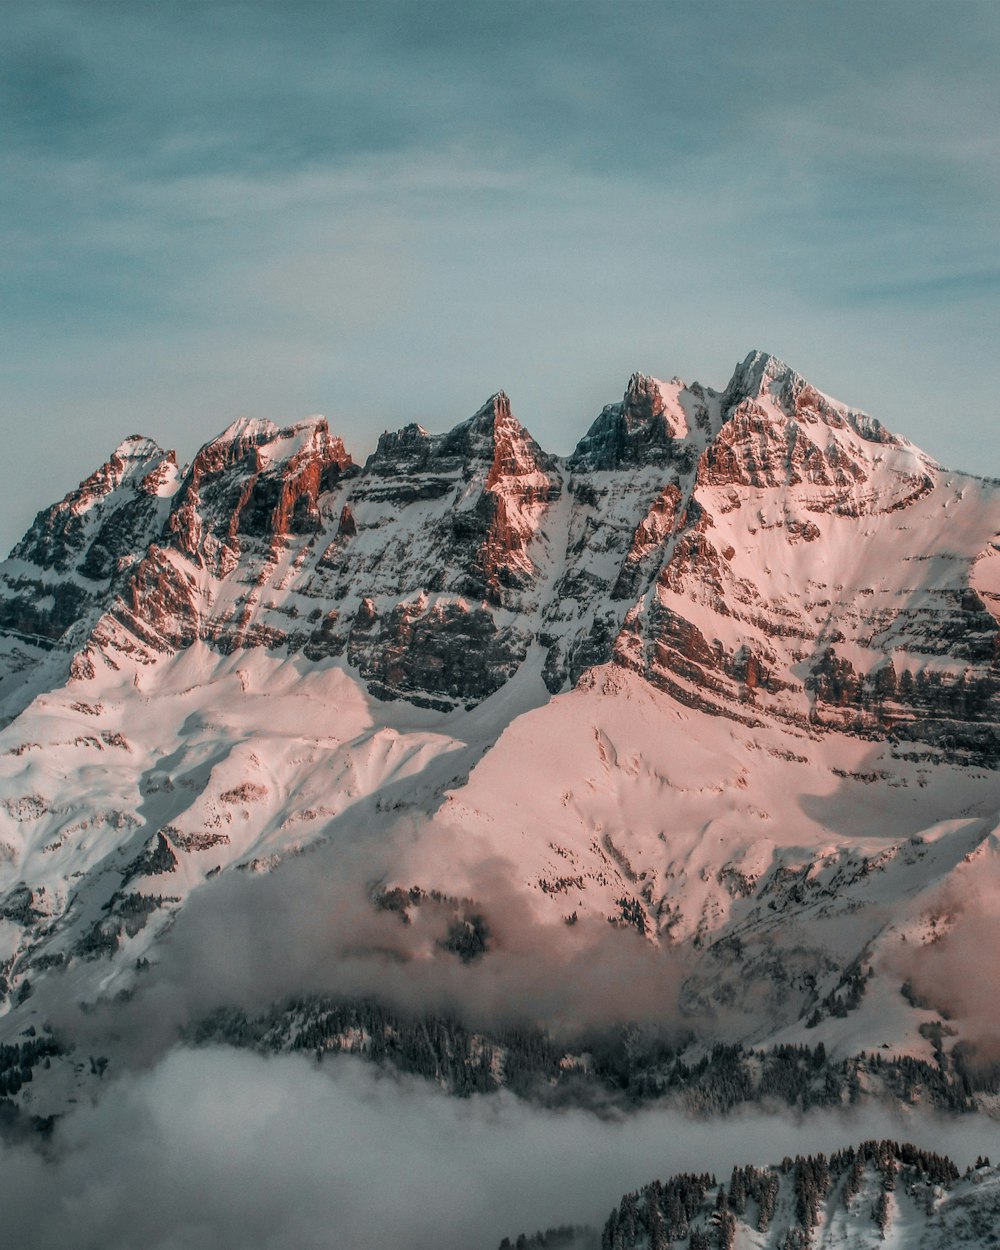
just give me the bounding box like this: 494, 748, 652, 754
1, 350, 999, 1115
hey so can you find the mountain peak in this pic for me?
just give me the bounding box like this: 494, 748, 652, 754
723, 349, 803, 405
467, 390, 513, 428
570, 372, 688, 469
34, 436, 170, 526
440, 391, 546, 465
206, 416, 281, 450
718, 349, 904, 449
191, 415, 347, 481
162, 414, 352, 570
109, 434, 167, 463
624, 370, 660, 400
622, 372, 685, 432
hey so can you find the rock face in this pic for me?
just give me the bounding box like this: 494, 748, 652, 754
0, 437, 180, 721
3, 351, 998, 745
164, 416, 354, 573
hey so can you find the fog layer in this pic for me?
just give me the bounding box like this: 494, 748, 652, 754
4, 1047, 998, 1250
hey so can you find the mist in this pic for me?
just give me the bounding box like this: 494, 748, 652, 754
2, 1045, 998, 1250
891, 844, 1000, 1063
38, 834, 694, 1072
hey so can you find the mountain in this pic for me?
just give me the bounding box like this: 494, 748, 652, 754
0, 350, 998, 1119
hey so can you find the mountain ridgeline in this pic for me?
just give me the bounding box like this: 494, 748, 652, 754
3, 350, 998, 754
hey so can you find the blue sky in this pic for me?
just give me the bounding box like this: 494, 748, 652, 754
3, 0, 999, 553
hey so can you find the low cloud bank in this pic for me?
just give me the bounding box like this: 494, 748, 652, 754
2, 1047, 998, 1250
161, 850, 689, 1031
41, 839, 693, 1069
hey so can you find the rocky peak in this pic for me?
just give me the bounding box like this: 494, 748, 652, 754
722, 349, 801, 407
0, 436, 177, 652
368, 394, 549, 475
570, 373, 689, 470
719, 350, 899, 449
186, 415, 344, 481
104, 441, 172, 502
487, 398, 556, 490
165, 415, 354, 570
470, 390, 512, 429
9, 436, 171, 573
25, 436, 167, 527
112, 433, 162, 454
623, 372, 680, 426
438, 392, 547, 469
721, 349, 828, 426
188, 417, 281, 478
368, 423, 433, 473
441, 394, 558, 602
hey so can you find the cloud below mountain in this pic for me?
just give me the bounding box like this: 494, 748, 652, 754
2, 1046, 998, 1250
41, 834, 693, 1071
895, 844, 1000, 1064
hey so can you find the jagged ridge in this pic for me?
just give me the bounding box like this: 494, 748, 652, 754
21, 349, 991, 752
